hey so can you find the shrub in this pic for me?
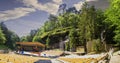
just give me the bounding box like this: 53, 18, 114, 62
92, 39, 103, 52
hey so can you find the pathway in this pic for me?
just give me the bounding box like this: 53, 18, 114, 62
110, 55, 120, 63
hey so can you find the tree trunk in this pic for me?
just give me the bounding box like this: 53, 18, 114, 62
84, 39, 87, 54
101, 30, 107, 51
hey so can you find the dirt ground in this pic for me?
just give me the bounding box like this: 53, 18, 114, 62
110, 55, 120, 63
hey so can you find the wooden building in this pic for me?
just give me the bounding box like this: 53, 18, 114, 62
16, 42, 45, 52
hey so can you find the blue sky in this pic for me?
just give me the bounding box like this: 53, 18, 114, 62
0, 0, 109, 37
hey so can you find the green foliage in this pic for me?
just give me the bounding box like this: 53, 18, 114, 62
0, 22, 20, 49
58, 13, 80, 28
20, 36, 28, 42
65, 42, 70, 51
33, 27, 71, 43
105, 0, 120, 44
32, 2, 117, 52
33, 36, 41, 42
46, 37, 50, 48
0, 45, 9, 50
20, 29, 38, 42
79, 3, 97, 42
69, 28, 79, 51
78, 3, 98, 53
44, 21, 56, 32
5, 31, 20, 49
92, 39, 102, 52
0, 27, 6, 44
95, 10, 105, 38
21, 35, 33, 42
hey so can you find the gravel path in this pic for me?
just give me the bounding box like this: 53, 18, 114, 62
110, 55, 120, 63
51, 59, 63, 63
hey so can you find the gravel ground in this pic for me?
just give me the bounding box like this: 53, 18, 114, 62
63, 53, 106, 58
51, 59, 63, 63
110, 55, 120, 63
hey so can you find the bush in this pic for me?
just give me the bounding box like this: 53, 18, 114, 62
0, 45, 9, 50
92, 39, 103, 52
65, 42, 70, 51
0, 45, 9, 53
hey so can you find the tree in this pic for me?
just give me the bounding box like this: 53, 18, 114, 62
58, 13, 80, 28
69, 28, 79, 52
66, 7, 78, 13
10, 32, 20, 49
46, 37, 50, 49
105, 0, 120, 46
0, 22, 20, 49
0, 27, 6, 44
20, 29, 38, 42
20, 36, 28, 42
95, 10, 109, 51
78, 3, 97, 53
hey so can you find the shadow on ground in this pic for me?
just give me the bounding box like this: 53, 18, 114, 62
35, 60, 52, 63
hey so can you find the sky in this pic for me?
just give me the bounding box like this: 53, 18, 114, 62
0, 0, 109, 37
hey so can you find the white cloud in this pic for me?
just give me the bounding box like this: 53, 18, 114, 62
0, 0, 62, 22
21, 0, 62, 15
74, 0, 98, 11
0, 7, 35, 21
74, 1, 84, 11
53, 0, 62, 5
